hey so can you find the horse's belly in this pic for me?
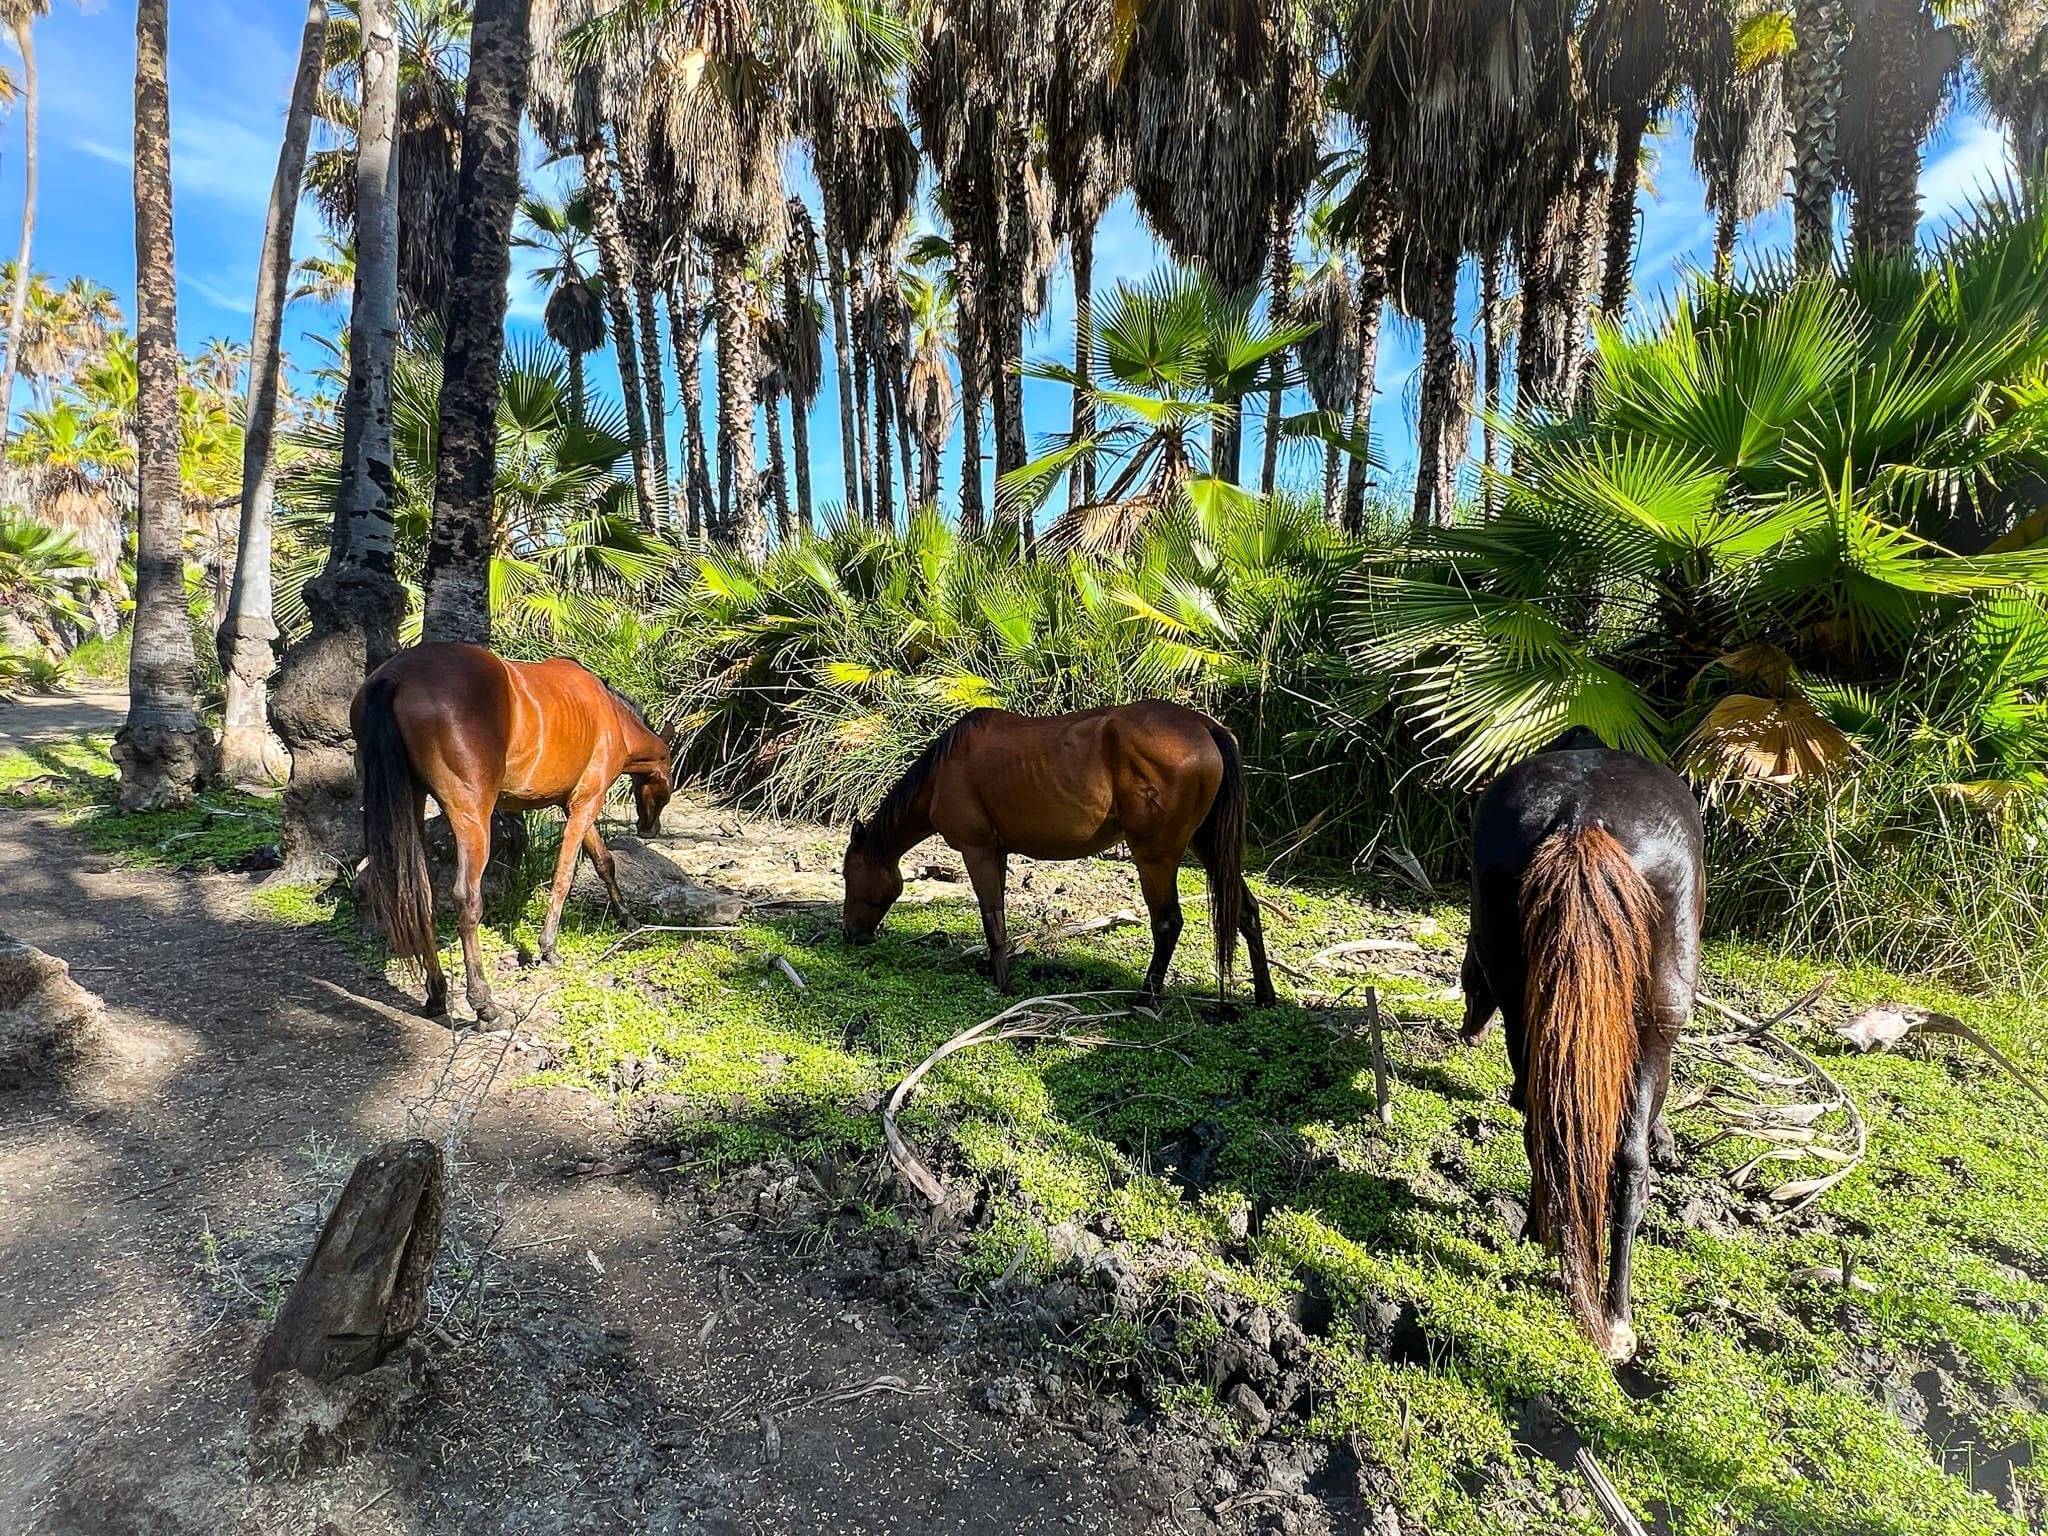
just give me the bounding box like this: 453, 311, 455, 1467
989, 819, 1123, 862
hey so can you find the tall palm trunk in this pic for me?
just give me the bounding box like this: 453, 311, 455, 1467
612, 136, 671, 518
583, 141, 659, 526
780, 242, 814, 533
992, 119, 1030, 539
666, 284, 712, 539
850, 270, 874, 523
115, 0, 211, 811
1713, 202, 1739, 282
953, 225, 988, 535
218, 0, 325, 788
1260, 197, 1293, 495
820, 172, 861, 526
1849, 0, 1926, 260
1480, 244, 1503, 514
0, 9, 39, 451
1069, 220, 1095, 512
567, 349, 585, 421
765, 383, 792, 544
871, 300, 895, 532
1410, 241, 1460, 530
271, 0, 407, 881
1790, 0, 1848, 269
1342, 188, 1393, 534
1601, 102, 1648, 319
1563, 136, 1609, 407
420, 0, 529, 647
709, 242, 764, 561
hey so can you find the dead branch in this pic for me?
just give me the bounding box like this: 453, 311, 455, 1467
1837, 1004, 2048, 1113
881, 992, 1147, 1203
770, 955, 808, 991
1367, 987, 1393, 1127
1312, 938, 1425, 968
1575, 1448, 1648, 1536
596, 924, 742, 961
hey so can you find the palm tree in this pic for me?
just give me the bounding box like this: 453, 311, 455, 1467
1787, 0, 1849, 267
1970, 0, 2048, 174
421, 0, 532, 646
115, 0, 213, 811
514, 188, 604, 419
290, 236, 359, 305
900, 261, 956, 509
658, 233, 714, 537
306, 0, 472, 320
0, 0, 47, 451
1691, 4, 1793, 280
1000, 267, 1310, 551
0, 510, 91, 655
779, 198, 824, 533
1838, 0, 1962, 258
1291, 218, 1360, 519
271, 0, 411, 882
218, 0, 328, 788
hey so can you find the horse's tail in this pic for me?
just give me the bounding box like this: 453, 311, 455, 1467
1519, 823, 1657, 1355
357, 674, 436, 967
1191, 720, 1247, 993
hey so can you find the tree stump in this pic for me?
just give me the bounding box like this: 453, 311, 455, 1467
0, 934, 106, 1086
254, 1138, 444, 1387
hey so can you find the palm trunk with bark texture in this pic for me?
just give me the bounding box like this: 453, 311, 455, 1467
583, 142, 659, 526
1564, 136, 1609, 408
1790, 0, 1848, 269
779, 246, 815, 533
1601, 103, 1648, 319
1713, 202, 1739, 282
765, 386, 792, 544
709, 243, 764, 561
420, 0, 530, 647
820, 172, 861, 526
116, 0, 213, 810
666, 285, 712, 539
1341, 204, 1392, 534
1480, 244, 1503, 513
850, 272, 874, 524
1260, 197, 1293, 495
1850, 0, 1926, 260
612, 136, 671, 518
953, 223, 988, 535
871, 302, 895, 532
271, 0, 407, 881
0, 14, 38, 451
1410, 241, 1460, 530
218, 0, 325, 788
1069, 221, 1095, 512
992, 120, 1030, 543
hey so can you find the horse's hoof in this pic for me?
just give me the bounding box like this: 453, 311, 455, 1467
1601, 1322, 1639, 1365
540, 947, 561, 968
422, 994, 449, 1020
472, 999, 503, 1025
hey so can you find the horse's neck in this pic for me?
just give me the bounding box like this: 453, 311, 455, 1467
875, 792, 935, 862
614, 707, 665, 771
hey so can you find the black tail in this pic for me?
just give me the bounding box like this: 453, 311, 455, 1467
1191, 721, 1247, 994
357, 675, 436, 968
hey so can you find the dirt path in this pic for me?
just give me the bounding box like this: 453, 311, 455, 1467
0, 703, 1169, 1535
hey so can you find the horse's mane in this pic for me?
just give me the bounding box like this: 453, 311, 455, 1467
854, 710, 992, 851
602, 680, 657, 734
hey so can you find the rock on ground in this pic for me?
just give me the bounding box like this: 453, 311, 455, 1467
0, 933, 104, 1084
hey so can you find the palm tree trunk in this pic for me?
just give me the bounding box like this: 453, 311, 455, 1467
666, 284, 712, 539
710, 242, 764, 561
115, 0, 212, 811
1601, 102, 1648, 319
420, 0, 529, 648
1563, 135, 1609, 407
850, 271, 874, 524
1410, 241, 1459, 530
820, 171, 861, 527
992, 120, 1030, 538
1713, 202, 1738, 283
765, 384, 792, 545
780, 240, 815, 533
612, 135, 671, 519
568, 348, 585, 421
217, 0, 325, 789
872, 311, 896, 533
1069, 220, 1095, 512
953, 224, 988, 536
1849, 0, 1925, 261
1480, 244, 1502, 515
0, 15, 38, 452
582, 141, 659, 527
889, 294, 913, 511
1342, 195, 1392, 535
1260, 196, 1293, 495
270, 0, 407, 882
919, 429, 940, 508
1789, 0, 1848, 270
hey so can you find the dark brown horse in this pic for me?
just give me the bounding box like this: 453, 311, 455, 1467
1459, 728, 1704, 1363
842, 703, 1278, 1006
352, 641, 673, 1023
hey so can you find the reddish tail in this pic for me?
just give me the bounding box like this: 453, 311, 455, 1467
1191, 721, 1247, 992
356, 675, 437, 968
1519, 823, 1657, 1354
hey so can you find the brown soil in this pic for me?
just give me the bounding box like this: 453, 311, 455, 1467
0, 695, 1325, 1536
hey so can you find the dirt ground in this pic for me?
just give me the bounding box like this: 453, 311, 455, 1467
0, 694, 1259, 1536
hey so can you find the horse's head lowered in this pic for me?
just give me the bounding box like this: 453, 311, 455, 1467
841, 818, 903, 945
631, 759, 673, 837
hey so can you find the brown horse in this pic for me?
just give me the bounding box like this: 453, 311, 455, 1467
352, 641, 673, 1023
842, 703, 1278, 1006
1459, 728, 1705, 1363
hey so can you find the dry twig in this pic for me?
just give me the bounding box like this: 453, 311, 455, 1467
964, 909, 1143, 958
1575, 1448, 1648, 1536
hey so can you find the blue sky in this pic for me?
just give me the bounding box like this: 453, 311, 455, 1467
0, 0, 2021, 514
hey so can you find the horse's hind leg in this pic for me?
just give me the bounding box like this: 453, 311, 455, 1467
448, 805, 501, 1024
417, 788, 450, 1018
1133, 857, 1184, 1003
1237, 879, 1277, 1006
1458, 943, 1497, 1043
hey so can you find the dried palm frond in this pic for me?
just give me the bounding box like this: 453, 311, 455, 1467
1680, 691, 1853, 794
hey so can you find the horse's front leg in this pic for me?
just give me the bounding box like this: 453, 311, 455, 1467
538, 787, 604, 965
1134, 857, 1184, 1004
448, 805, 500, 1024
961, 844, 1011, 991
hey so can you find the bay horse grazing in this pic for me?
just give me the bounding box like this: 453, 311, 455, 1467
351, 641, 673, 1023
1459, 727, 1704, 1363
842, 703, 1278, 1006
